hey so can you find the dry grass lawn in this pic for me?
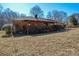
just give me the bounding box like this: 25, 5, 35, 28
0, 28, 79, 56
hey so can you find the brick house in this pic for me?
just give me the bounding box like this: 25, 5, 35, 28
12, 18, 65, 34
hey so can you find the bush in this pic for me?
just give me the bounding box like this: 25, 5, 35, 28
50, 24, 65, 31
4, 26, 12, 35
69, 15, 78, 26
2, 34, 11, 38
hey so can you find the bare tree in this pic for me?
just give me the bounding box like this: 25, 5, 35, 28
3, 8, 19, 22
47, 11, 52, 19
47, 10, 67, 23
0, 4, 4, 29
20, 13, 26, 18
58, 11, 67, 23
30, 5, 44, 19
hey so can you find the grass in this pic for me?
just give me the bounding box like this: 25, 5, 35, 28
0, 28, 79, 56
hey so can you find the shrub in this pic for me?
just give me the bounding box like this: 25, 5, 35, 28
69, 15, 78, 27
4, 26, 12, 35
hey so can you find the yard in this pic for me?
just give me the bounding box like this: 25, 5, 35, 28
0, 28, 79, 56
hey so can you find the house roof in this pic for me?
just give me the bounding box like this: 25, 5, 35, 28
13, 17, 58, 23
